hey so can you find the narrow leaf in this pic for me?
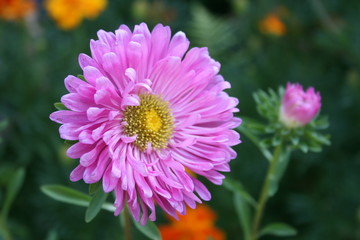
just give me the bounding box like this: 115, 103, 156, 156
0, 168, 25, 220
132, 218, 161, 240
85, 189, 108, 223
223, 178, 256, 207
234, 192, 252, 240
41, 185, 92, 207
41, 184, 115, 212
89, 181, 102, 196
259, 222, 297, 237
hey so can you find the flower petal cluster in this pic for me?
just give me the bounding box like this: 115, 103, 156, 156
159, 205, 225, 240
280, 82, 321, 128
50, 23, 241, 224
0, 0, 35, 21
44, 0, 107, 30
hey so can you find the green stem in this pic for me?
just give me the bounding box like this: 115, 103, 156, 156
124, 207, 132, 240
251, 143, 282, 240
238, 126, 272, 161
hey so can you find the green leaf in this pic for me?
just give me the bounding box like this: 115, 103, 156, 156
234, 192, 252, 240
45, 229, 58, 240
54, 102, 68, 110
268, 147, 292, 197
237, 124, 272, 161
89, 181, 102, 196
298, 143, 309, 153
85, 189, 108, 223
223, 178, 256, 207
41, 184, 115, 212
41, 185, 92, 207
0, 168, 25, 220
189, 4, 237, 57
132, 217, 161, 240
0, 119, 8, 130
259, 222, 297, 237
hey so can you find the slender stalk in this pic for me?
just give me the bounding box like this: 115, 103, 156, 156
251, 143, 282, 239
0, 219, 12, 240
124, 207, 132, 240
237, 126, 273, 161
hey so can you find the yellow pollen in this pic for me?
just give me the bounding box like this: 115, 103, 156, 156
145, 109, 162, 132
123, 94, 173, 151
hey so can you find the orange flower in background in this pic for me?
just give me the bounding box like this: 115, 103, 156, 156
0, 0, 35, 21
159, 205, 225, 240
44, 0, 107, 30
259, 13, 286, 36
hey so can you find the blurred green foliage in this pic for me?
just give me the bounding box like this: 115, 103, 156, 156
0, 0, 359, 239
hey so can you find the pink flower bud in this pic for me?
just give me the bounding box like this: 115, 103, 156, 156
279, 83, 321, 128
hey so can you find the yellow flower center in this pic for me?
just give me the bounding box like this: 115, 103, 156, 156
123, 94, 173, 151
145, 109, 162, 132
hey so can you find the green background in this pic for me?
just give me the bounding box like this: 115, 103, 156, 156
0, 0, 359, 239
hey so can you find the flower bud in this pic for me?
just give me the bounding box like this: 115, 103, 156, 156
279, 83, 321, 128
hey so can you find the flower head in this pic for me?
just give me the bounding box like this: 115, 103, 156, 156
50, 23, 241, 224
44, 0, 107, 30
159, 205, 225, 240
259, 13, 286, 36
280, 82, 321, 128
0, 0, 35, 21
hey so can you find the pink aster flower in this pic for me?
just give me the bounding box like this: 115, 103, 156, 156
50, 23, 241, 224
279, 82, 321, 128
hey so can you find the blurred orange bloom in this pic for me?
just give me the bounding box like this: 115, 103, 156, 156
44, 0, 107, 30
0, 0, 35, 21
259, 13, 286, 36
159, 205, 225, 240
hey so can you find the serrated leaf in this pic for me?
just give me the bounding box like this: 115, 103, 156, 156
54, 102, 68, 110
85, 189, 108, 223
0, 168, 25, 220
41, 184, 115, 212
132, 217, 161, 240
259, 222, 297, 237
189, 4, 236, 57
223, 178, 256, 207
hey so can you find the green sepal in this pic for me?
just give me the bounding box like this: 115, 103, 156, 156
77, 74, 86, 81
54, 102, 68, 110
64, 140, 78, 146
